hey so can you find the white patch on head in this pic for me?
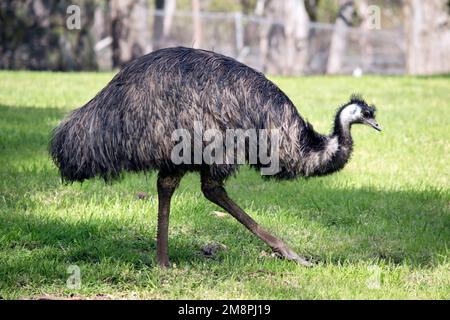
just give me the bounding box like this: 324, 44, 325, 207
340, 104, 362, 126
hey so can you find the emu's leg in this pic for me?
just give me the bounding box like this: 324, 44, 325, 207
156, 171, 184, 268
200, 170, 311, 267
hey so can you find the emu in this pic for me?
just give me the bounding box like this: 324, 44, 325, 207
50, 47, 381, 267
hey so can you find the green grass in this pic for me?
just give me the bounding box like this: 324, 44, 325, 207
0, 71, 449, 299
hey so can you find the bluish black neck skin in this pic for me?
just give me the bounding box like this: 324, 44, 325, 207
333, 106, 353, 146
301, 108, 354, 178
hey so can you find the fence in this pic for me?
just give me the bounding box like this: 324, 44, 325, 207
137, 10, 406, 75
0, 6, 406, 75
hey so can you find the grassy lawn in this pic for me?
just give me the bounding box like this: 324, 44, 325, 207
0, 71, 448, 299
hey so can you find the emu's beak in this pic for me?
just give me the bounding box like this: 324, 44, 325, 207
365, 118, 382, 132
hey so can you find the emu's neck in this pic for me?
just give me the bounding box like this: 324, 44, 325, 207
300, 110, 354, 177
333, 108, 354, 146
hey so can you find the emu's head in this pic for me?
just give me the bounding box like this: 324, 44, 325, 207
339, 95, 381, 132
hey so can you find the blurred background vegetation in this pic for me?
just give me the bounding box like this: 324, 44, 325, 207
0, 1, 449, 75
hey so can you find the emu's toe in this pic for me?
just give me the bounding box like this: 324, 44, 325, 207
272, 247, 313, 267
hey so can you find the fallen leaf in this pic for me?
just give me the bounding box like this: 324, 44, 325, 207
211, 211, 228, 218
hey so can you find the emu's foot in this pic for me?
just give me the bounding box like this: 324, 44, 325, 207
272, 246, 313, 267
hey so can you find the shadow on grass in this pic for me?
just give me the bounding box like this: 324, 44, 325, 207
0, 210, 201, 267
0, 170, 450, 266
0, 104, 65, 159
0, 104, 449, 289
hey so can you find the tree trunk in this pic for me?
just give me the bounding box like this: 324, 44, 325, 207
192, 0, 203, 48
111, 0, 150, 68
327, 0, 355, 74
92, 2, 112, 71
357, 0, 374, 73
0, 0, 98, 71
163, 0, 176, 38
304, 0, 320, 21
152, 0, 176, 50
404, 0, 450, 75
261, 0, 310, 75
153, 0, 165, 50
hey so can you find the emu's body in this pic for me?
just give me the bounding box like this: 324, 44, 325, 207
51, 47, 380, 267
